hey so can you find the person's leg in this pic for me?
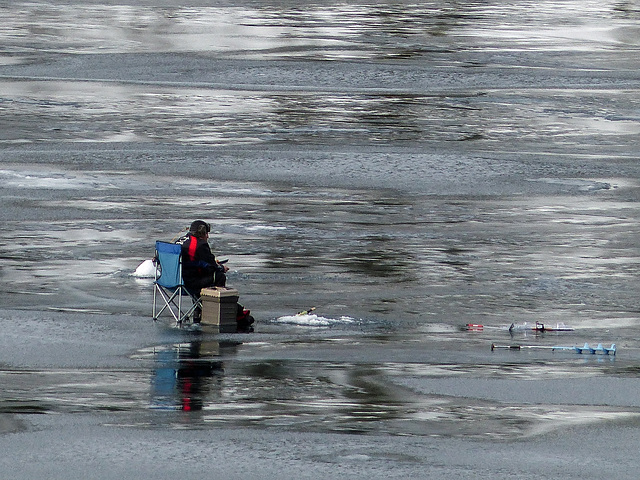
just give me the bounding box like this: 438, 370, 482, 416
191, 287, 203, 323
185, 276, 212, 323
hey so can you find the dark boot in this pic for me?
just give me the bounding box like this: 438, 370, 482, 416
236, 304, 254, 333
192, 307, 202, 324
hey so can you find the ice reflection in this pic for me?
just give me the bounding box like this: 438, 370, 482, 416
0, 368, 150, 414
3, 78, 638, 146
0, 161, 637, 326
144, 356, 640, 438
149, 341, 236, 412
3, 1, 636, 58
1, 345, 637, 439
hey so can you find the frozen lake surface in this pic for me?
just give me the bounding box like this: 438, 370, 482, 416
1, 0, 639, 478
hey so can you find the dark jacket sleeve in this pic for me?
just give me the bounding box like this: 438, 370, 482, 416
196, 240, 224, 272
178, 234, 225, 274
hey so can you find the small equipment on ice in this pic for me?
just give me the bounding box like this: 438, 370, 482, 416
490, 342, 616, 355
296, 307, 316, 316
466, 321, 574, 332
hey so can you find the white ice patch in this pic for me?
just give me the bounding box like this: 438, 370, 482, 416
245, 225, 287, 232
275, 314, 356, 327
418, 323, 461, 334
132, 259, 156, 278
0, 168, 115, 190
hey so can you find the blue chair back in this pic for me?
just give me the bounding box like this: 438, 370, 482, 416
155, 241, 182, 289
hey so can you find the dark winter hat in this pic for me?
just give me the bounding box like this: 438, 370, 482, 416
189, 220, 211, 237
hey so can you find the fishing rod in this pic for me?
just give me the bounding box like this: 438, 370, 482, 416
490, 342, 616, 355
467, 321, 574, 332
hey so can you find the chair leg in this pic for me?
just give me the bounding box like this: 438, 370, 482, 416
152, 283, 159, 321
178, 288, 201, 325
152, 285, 202, 327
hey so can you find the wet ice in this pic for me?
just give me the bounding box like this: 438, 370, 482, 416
1, 0, 640, 478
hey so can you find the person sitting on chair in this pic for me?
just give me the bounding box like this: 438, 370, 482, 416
175, 220, 254, 331
175, 220, 229, 322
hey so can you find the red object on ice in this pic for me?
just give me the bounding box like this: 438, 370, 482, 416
466, 324, 484, 330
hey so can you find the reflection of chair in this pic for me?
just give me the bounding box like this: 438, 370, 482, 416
151, 341, 225, 411
152, 241, 200, 326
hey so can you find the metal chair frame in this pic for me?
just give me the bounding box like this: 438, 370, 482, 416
152, 241, 201, 326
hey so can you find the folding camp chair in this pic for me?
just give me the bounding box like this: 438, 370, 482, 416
152, 241, 201, 326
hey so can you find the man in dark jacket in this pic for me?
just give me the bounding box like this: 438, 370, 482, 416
175, 220, 228, 292
175, 220, 229, 323
175, 220, 253, 331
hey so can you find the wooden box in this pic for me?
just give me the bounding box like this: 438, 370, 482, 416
200, 287, 238, 332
